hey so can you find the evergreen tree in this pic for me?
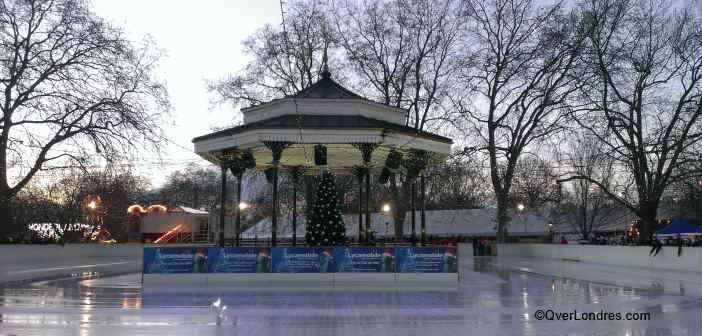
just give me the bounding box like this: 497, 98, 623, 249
306, 172, 346, 246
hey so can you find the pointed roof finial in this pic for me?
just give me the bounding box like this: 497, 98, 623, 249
321, 45, 331, 79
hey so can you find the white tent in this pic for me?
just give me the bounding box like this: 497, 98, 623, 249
241, 212, 396, 239
402, 208, 549, 237
241, 208, 551, 239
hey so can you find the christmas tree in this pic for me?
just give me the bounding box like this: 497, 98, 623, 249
306, 172, 346, 246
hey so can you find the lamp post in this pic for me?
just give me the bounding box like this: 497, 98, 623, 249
237, 202, 248, 245
382, 203, 391, 246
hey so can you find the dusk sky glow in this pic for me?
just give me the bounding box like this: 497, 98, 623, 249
91, 0, 282, 186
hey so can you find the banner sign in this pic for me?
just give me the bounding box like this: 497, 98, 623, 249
395, 247, 458, 273
207, 247, 271, 273
143, 247, 208, 273
271, 247, 325, 273
143, 246, 457, 274
332, 247, 395, 272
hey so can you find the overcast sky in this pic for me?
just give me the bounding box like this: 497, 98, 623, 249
90, 0, 282, 186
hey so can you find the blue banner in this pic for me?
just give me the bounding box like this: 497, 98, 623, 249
207, 247, 271, 273
271, 247, 325, 273
395, 247, 458, 273
331, 247, 395, 272
143, 247, 208, 273
143, 246, 457, 274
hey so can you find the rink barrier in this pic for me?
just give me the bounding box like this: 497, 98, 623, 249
0, 243, 143, 264
496, 243, 702, 272
143, 272, 458, 285
141, 246, 458, 284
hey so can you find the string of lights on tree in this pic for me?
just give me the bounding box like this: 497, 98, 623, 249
305, 172, 347, 246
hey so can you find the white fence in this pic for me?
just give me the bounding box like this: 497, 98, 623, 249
496, 243, 702, 272
0, 243, 144, 265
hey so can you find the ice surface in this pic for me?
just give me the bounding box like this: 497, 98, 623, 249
1, 255, 701, 335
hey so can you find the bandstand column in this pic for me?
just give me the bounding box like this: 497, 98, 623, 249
234, 171, 243, 246
292, 176, 297, 246
353, 167, 365, 243
420, 174, 426, 246
218, 164, 228, 247
407, 149, 428, 247
289, 166, 304, 246
264, 142, 291, 247
410, 180, 416, 246
359, 175, 364, 243
354, 143, 378, 245
365, 169, 371, 242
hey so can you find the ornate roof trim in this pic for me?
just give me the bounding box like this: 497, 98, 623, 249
192, 115, 453, 144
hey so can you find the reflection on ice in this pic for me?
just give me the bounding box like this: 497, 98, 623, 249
0, 257, 701, 335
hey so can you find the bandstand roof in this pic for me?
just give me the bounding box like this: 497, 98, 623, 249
285, 69, 365, 99
192, 70, 453, 173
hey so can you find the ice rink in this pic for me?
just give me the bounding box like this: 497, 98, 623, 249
1, 254, 701, 335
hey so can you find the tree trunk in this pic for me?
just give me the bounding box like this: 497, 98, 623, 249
496, 193, 511, 243
0, 139, 14, 237
638, 203, 658, 243
0, 193, 13, 237
390, 174, 411, 239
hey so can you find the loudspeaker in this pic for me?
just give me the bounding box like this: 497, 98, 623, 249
314, 144, 327, 166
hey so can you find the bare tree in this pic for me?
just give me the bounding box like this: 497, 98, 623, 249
209, 1, 334, 108
0, 0, 169, 235
332, 0, 412, 108
333, 0, 462, 130
510, 157, 560, 209
666, 174, 702, 220
154, 164, 222, 210
457, 0, 583, 242
556, 135, 627, 240
563, 0, 702, 241
333, 0, 462, 236
425, 154, 491, 209
62, 168, 150, 241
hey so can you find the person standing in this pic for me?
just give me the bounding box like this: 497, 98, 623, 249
676, 234, 683, 257
649, 235, 663, 257
192, 248, 207, 273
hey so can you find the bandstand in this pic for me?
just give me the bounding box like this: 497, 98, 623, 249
192, 68, 453, 247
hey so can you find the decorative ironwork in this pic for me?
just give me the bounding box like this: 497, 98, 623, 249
353, 143, 379, 165
351, 165, 368, 181
217, 147, 239, 164
264, 141, 292, 165
378, 149, 402, 184
288, 165, 306, 181
405, 149, 430, 180
218, 164, 227, 247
